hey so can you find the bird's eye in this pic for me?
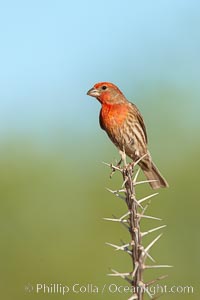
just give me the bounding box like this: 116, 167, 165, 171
102, 85, 107, 90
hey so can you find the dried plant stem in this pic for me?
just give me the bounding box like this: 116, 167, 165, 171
123, 164, 144, 299
104, 155, 172, 300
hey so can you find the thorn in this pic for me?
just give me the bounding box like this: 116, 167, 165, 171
103, 217, 128, 223
107, 269, 132, 283
106, 188, 126, 201
145, 265, 173, 269
131, 195, 144, 209
102, 161, 123, 178
139, 201, 150, 219
142, 225, 167, 237
141, 247, 156, 263
103, 211, 130, 223
138, 193, 159, 204
110, 188, 126, 193
134, 179, 158, 186
107, 186, 143, 209
133, 168, 140, 183
105, 242, 132, 254
146, 275, 168, 287
102, 162, 122, 171
107, 270, 130, 277
103, 213, 130, 230
120, 211, 131, 219
106, 242, 120, 249
137, 214, 162, 221
133, 153, 148, 167
111, 164, 123, 172
102, 161, 111, 167
106, 188, 114, 193
145, 234, 163, 254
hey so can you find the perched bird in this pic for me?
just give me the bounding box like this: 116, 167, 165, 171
87, 82, 168, 189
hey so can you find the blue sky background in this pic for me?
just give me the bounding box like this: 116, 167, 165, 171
0, 0, 199, 142
0, 3, 200, 299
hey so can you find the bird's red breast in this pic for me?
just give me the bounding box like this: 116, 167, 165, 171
100, 102, 129, 130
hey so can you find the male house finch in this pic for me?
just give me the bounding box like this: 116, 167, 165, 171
87, 82, 168, 189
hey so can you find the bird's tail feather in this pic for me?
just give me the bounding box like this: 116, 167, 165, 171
143, 161, 169, 190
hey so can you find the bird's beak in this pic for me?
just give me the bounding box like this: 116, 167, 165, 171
87, 87, 100, 97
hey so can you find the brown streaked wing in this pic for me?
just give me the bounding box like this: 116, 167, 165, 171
129, 102, 148, 144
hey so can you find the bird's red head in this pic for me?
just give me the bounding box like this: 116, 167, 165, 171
87, 82, 126, 104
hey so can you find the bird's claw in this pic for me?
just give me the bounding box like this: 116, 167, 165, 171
109, 159, 122, 178
110, 169, 115, 178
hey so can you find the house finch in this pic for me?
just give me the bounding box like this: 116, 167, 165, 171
87, 82, 168, 189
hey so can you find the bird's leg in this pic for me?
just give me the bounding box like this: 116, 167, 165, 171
119, 149, 127, 167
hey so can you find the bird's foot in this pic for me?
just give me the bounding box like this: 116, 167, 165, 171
110, 158, 122, 178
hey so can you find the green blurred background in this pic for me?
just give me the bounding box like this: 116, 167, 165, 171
0, 1, 199, 299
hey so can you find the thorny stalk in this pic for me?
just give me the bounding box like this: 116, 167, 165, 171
104, 155, 172, 299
